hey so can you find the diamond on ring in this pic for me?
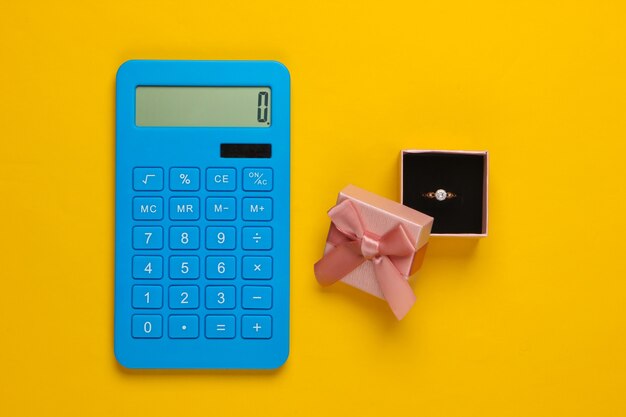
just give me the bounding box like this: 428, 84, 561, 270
422, 189, 458, 201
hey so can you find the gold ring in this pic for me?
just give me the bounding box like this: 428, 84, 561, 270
422, 189, 457, 201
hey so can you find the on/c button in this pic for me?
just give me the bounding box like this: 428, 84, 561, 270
206, 168, 236, 191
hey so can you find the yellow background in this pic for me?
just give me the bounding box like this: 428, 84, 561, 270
1, 1, 625, 416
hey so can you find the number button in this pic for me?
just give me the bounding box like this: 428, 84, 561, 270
206, 168, 236, 191
169, 256, 199, 279
242, 227, 272, 250
205, 315, 236, 339
206, 197, 236, 221
241, 315, 272, 339
132, 285, 163, 309
205, 286, 236, 309
169, 226, 200, 250
133, 226, 163, 250
169, 197, 200, 221
242, 286, 273, 310
206, 256, 236, 279
133, 197, 164, 220
206, 226, 236, 250
133, 168, 163, 191
242, 256, 272, 280
132, 315, 162, 338
242, 197, 272, 221
169, 286, 199, 309
168, 315, 199, 339
133, 256, 163, 279
243, 168, 273, 191
170, 167, 200, 191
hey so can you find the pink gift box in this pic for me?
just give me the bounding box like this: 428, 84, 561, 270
322, 184, 433, 299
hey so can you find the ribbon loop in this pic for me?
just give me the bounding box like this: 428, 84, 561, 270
314, 200, 418, 320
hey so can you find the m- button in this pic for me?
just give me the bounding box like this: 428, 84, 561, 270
206, 168, 236, 191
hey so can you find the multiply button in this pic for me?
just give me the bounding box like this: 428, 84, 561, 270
133, 197, 163, 220
242, 256, 272, 279
133, 168, 163, 191
242, 198, 272, 221
206, 197, 236, 221
170, 167, 199, 191
206, 168, 236, 191
242, 227, 272, 250
241, 315, 272, 339
243, 168, 273, 191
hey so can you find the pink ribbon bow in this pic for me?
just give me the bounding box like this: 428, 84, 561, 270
314, 200, 417, 320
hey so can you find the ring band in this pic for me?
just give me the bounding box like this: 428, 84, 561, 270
422, 189, 457, 201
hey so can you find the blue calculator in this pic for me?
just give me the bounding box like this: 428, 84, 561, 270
114, 60, 290, 369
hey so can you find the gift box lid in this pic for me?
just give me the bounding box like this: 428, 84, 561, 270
324, 184, 433, 298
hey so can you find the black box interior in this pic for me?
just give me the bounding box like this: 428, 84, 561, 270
402, 151, 487, 235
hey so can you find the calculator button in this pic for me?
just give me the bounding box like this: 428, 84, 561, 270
242, 286, 273, 310
169, 256, 200, 279
205, 286, 236, 309
169, 285, 199, 309
132, 285, 163, 309
169, 226, 200, 250
168, 315, 199, 339
133, 168, 163, 191
205, 315, 236, 339
242, 227, 273, 250
206, 197, 236, 221
243, 168, 273, 191
242, 256, 273, 280
133, 226, 163, 250
132, 315, 163, 338
206, 168, 236, 191
242, 198, 273, 221
133, 256, 163, 279
206, 226, 236, 250
241, 315, 272, 339
205, 256, 236, 279
169, 197, 200, 221
133, 197, 164, 220
170, 167, 200, 191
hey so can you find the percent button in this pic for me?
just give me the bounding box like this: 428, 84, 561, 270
170, 167, 200, 191
243, 168, 273, 191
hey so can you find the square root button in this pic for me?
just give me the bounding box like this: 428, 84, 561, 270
133, 168, 163, 191
242, 315, 272, 339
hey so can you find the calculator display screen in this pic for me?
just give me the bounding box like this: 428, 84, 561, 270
135, 87, 271, 127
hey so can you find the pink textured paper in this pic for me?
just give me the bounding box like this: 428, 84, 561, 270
322, 185, 433, 299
